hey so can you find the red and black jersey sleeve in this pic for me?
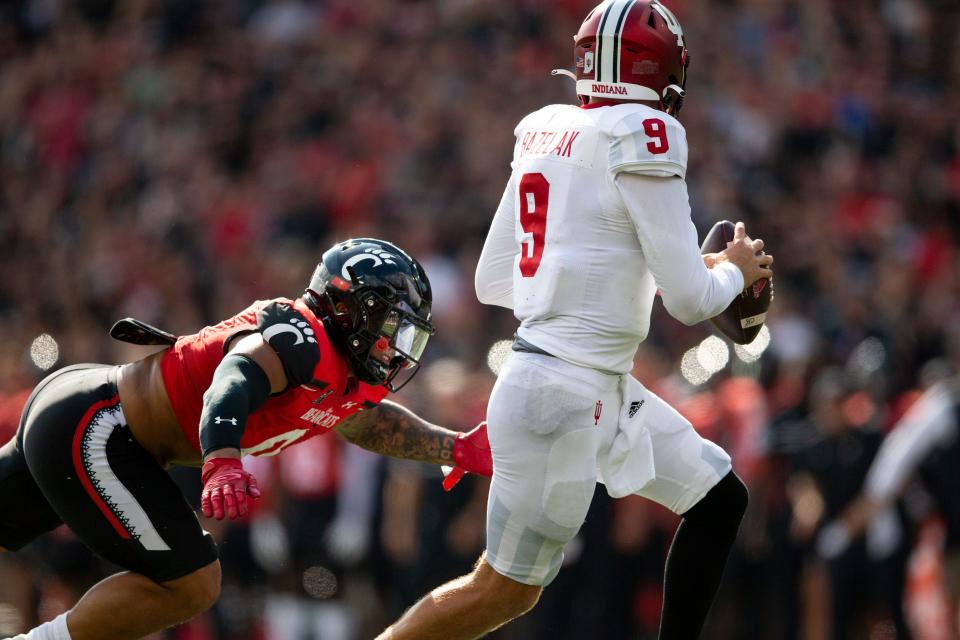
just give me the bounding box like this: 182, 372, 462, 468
255, 301, 321, 388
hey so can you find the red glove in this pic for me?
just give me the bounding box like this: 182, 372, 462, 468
442, 422, 492, 491
201, 458, 261, 520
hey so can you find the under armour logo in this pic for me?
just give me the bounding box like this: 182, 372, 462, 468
594, 400, 603, 426
214, 417, 238, 426
628, 400, 644, 419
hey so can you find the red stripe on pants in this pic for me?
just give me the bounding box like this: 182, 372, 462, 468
71, 396, 131, 540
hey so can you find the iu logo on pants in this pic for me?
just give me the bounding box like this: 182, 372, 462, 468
594, 400, 603, 426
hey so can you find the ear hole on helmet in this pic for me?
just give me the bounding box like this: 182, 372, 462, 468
648, 11, 657, 28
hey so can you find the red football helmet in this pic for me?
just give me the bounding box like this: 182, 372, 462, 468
553, 0, 690, 115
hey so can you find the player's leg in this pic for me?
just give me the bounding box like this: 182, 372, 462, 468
65, 561, 221, 639
0, 367, 72, 553
5, 562, 221, 640
20, 365, 219, 640
379, 352, 617, 639
378, 555, 541, 640
0, 434, 64, 638
0, 436, 64, 554
626, 377, 747, 639
659, 471, 747, 639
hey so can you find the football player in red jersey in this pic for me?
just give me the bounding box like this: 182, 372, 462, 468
0, 238, 492, 640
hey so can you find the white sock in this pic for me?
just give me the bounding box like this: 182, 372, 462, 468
18, 612, 72, 640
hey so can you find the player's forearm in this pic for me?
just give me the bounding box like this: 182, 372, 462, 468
337, 400, 456, 466
657, 241, 743, 325
617, 174, 743, 324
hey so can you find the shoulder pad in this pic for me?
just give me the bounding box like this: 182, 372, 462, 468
606, 105, 688, 178
256, 301, 320, 388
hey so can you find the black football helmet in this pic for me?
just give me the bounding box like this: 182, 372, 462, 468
304, 238, 435, 392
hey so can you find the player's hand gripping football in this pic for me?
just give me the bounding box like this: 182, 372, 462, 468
201, 457, 261, 520
442, 421, 493, 491
712, 221, 773, 287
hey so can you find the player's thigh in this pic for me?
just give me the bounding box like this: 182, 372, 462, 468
0, 436, 62, 551
485, 352, 616, 586
632, 385, 732, 515
0, 366, 98, 551
20, 365, 217, 583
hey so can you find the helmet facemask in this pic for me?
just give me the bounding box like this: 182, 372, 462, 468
345, 275, 435, 392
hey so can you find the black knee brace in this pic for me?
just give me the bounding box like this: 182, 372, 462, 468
681, 471, 748, 529
660, 471, 748, 639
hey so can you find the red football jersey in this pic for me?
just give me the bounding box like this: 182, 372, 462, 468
159, 297, 388, 457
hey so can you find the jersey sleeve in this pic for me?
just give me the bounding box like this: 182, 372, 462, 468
616, 173, 743, 325
475, 176, 517, 309
608, 110, 688, 178
256, 301, 321, 388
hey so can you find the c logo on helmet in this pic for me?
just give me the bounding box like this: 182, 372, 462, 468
341, 249, 397, 280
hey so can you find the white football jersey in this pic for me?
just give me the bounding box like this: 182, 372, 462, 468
476, 102, 742, 374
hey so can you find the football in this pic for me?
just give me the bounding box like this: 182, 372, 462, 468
699, 220, 773, 345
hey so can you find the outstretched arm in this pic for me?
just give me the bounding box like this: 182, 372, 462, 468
336, 400, 457, 466
337, 401, 492, 489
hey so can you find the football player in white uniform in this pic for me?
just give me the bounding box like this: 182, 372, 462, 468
378, 2, 774, 639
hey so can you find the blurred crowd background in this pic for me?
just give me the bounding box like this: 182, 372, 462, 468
1, 0, 960, 638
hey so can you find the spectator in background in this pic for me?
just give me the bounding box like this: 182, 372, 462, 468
820, 354, 960, 639
788, 368, 907, 639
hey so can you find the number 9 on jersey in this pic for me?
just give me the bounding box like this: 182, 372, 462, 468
519, 173, 549, 277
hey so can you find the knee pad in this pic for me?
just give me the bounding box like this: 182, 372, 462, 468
681, 471, 748, 529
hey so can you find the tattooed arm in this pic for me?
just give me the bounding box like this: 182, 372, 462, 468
336, 400, 457, 466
